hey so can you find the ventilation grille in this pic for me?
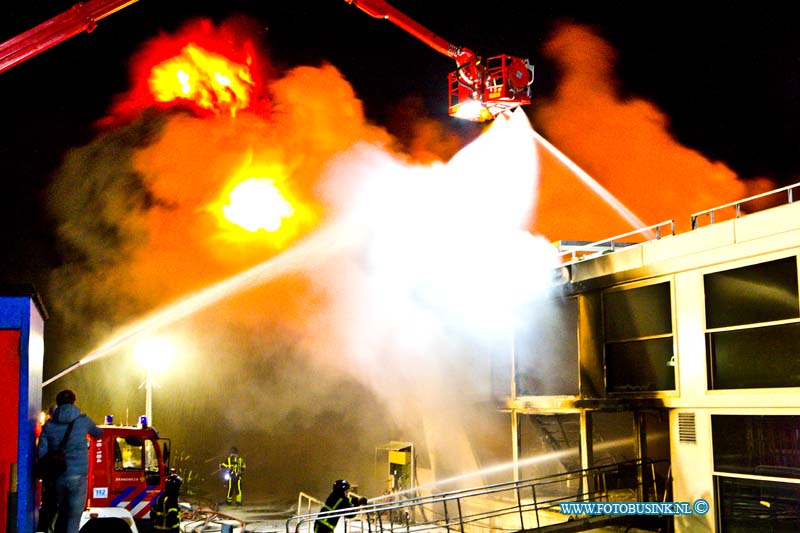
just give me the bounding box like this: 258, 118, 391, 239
678, 412, 697, 443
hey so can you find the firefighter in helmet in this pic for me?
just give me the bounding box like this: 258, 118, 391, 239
150, 473, 182, 531
313, 479, 367, 533
220, 446, 246, 505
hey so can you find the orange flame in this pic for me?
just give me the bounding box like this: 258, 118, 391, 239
148, 43, 255, 117
105, 18, 270, 126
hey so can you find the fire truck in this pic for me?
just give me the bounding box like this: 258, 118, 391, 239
2, 288, 172, 533
35, 413, 171, 532
77, 416, 171, 532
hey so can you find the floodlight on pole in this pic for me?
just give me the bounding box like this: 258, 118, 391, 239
134, 336, 175, 427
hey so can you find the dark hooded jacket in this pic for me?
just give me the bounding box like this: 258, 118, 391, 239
38, 403, 103, 476
314, 488, 359, 533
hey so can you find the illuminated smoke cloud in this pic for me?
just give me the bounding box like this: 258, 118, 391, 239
44, 17, 766, 504
531, 23, 761, 240
46, 16, 546, 500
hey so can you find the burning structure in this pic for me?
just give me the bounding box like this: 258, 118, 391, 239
3, 2, 797, 533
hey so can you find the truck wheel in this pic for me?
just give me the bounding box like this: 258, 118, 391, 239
79, 517, 133, 533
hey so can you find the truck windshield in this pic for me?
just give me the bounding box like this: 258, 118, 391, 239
114, 437, 161, 475
115, 437, 142, 470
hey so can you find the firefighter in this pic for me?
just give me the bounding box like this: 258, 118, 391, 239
220, 446, 245, 505
150, 473, 182, 531
313, 479, 367, 533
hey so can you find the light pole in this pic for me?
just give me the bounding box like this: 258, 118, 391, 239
134, 336, 175, 427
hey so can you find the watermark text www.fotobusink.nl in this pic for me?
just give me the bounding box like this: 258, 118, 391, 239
559, 499, 710, 516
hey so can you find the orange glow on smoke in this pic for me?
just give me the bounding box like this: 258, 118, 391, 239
148, 43, 255, 117
530, 23, 749, 240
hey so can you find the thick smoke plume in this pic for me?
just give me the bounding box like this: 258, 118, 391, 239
42, 18, 767, 504
530, 23, 765, 240
44, 17, 545, 501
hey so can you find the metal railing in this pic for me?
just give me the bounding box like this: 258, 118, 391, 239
550, 181, 800, 273
691, 180, 800, 229
287, 458, 669, 533
556, 220, 675, 267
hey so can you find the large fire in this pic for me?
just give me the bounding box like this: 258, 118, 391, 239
212, 166, 317, 248
148, 43, 255, 117
223, 178, 294, 232
107, 18, 271, 123
109, 20, 321, 246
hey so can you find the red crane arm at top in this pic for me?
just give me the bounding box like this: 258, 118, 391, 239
0, 0, 140, 75
343, 0, 477, 69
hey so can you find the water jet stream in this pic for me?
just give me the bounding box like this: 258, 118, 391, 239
531, 128, 649, 233
370, 434, 664, 501
44, 125, 652, 389
43, 220, 363, 387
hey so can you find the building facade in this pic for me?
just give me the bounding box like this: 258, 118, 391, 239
504, 184, 800, 532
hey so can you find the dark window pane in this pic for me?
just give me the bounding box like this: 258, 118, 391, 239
716, 476, 800, 532
708, 322, 800, 389
606, 338, 675, 392
517, 297, 579, 396
705, 256, 799, 329
712, 415, 800, 479
604, 282, 672, 341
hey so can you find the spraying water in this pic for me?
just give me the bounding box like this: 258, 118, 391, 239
531, 128, 648, 231
370, 434, 664, 501
43, 220, 364, 387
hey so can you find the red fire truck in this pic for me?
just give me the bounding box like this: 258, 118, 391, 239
77, 416, 171, 532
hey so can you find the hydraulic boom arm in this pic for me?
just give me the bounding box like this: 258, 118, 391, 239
343, 0, 533, 121
344, 0, 477, 80
0, 0, 139, 74
0, 0, 531, 121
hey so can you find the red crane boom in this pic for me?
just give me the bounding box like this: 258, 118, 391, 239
0, 0, 140, 74
344, 0, 533, 121
0, 0, 532, 121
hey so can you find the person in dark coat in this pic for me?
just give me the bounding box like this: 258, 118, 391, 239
37, 389, 103, 533
36, 403, 58, 533
313, 480, 366, 533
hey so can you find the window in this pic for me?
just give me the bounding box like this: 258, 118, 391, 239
712, 415, 800, 531
603, 282, 675, 393
144, 439, 162, 486
705, 256, 799, 329
715, 476, 800, 532
712, 415, 800, 479
705, 257, 800, 389
516, 296, 579, 396
115, 437, 143, 471
114, 436, 161, 476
